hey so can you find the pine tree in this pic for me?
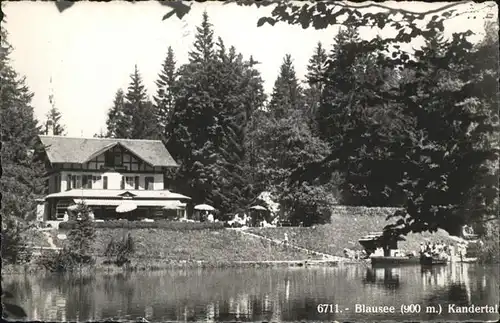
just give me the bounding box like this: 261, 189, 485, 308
1, 25, 45, 263
188, 11, 215, 63
385, 29, 500, 236
126, 64, 147, 106
166, 13, 220, 205
107, 65, 157, 139
44, 106, 66, 136
153, 46, 177, 134
105, 88, 125, 138
166, 14, 266, 217
67, 203, 96, 265
304, 42, 327, 128
268, 54, 304, 119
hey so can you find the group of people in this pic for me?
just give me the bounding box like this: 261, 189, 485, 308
420, 240, 453, 260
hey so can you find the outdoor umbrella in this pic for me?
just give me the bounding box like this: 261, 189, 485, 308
116, 202, 138, 213
194, 204, 215, 211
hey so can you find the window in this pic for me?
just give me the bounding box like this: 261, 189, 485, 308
134, 176, 139, 190
73, 175, 82, 189
120, 176, 125, 189
145, 177, 154, 190
103, 176, 108, 189
82, 175, 92, 189
125, 176, 135, 189
67, 174, 72, 190
114, 153, 122, 166
105, 151, 114, 167
56, 200, 72, 220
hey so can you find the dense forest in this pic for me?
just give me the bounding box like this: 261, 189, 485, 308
1, 6, 498, 254
99, 12, 499, 235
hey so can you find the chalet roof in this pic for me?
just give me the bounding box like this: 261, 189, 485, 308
39, 136, 178, 167
45, 189, 191, 200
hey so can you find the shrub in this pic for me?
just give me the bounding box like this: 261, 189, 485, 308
60, 220, 225, 230
38, 247, 94, 272
40, 203, 97, 272
477, 220, 499, 264
104, 233, 136, 266
1, 216, 32, 265
66, 203, 96, 258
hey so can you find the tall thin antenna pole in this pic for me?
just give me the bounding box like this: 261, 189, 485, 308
49, 76, 56, 115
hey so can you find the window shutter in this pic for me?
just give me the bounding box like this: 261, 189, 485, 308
88, 175, 93, 189
120, 176, 125, 189
134, 176, 139, 190
103, 176, 108, 189
67, 174, 72, 190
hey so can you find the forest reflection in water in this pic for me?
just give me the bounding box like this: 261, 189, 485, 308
2, 264, 498, 322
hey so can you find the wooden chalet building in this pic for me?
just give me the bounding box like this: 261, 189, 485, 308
37, 135, 190, 222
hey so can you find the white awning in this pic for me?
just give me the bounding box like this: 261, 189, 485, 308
73, 199, 184, 208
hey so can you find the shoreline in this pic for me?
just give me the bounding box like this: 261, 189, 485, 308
3, 258, 364, 275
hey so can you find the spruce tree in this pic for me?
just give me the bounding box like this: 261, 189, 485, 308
44, 106, 66, 136
109, 65, 157, 139
106, 88, 125, 138
166, 13, 266, 217
153, 46, 177, 134
304, 42, 327, 128
1, 25, 45, 263
188, 11, 214, 63
268, 54, 304, 119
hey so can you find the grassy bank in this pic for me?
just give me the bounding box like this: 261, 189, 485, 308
248, 212, 458, 257
93, 228, 322, 262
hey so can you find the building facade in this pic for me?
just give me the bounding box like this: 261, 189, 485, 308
38, 135, 190, 222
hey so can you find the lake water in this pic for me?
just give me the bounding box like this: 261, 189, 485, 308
2, 264, 499, 322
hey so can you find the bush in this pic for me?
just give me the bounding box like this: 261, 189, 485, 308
66, 203, 96, 258
40, 203, 97, 272
38, 247, 94, 273
104, 233, 135, 266
1, 216, 32, 265
60, 220, 225, 230
477, 220, 499, 264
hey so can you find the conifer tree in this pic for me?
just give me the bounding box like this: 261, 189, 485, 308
166, 13, 266, 217
44, 107, 66, 136
267, 54, 304, 119
188, 11, 214, 63
106, 88, 125, 138
1, 25, 45, 263
153, 46, 177, 134
304, 42, 327, 128
106, 66, 157, 139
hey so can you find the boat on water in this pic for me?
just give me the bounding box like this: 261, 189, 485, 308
371, 254, 449, 267
370, 255, 420, 266
419, 253, 448, 266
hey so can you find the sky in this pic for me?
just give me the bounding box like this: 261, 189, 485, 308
4, 1, 497, 137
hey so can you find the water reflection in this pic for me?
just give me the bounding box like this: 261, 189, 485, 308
364, 267, 401, 289
2, 264, 498, 322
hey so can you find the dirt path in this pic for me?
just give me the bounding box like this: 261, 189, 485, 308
235, 228, 349, 262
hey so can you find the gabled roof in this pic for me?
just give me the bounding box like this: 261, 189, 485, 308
39, 136, 178, 167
